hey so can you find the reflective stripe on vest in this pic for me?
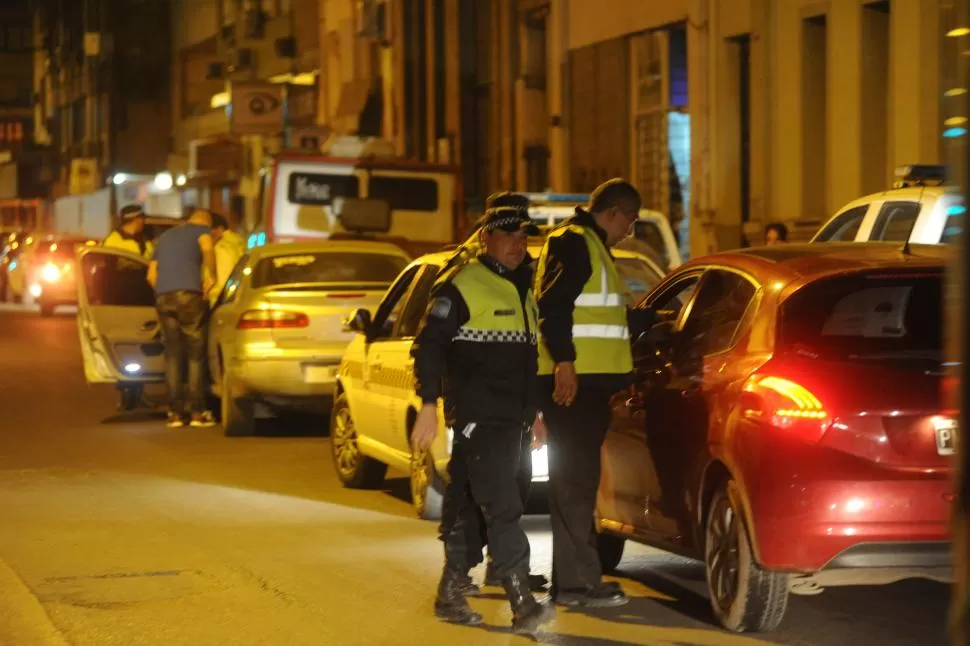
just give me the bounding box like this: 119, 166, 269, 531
535, 223, 633, 375
451, 260, 537, 346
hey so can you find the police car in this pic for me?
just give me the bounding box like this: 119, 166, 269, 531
330, 241, 664, 520
524, 192, 683, 270
812, 165, 963, 245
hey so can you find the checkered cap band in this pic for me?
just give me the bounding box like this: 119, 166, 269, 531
483, 207, 530, 232
454, 327, 537, 345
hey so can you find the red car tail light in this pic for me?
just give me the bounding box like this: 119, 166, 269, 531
237, 309, 310, 329
741, 374, 831, 442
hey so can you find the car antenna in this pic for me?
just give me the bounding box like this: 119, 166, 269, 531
902, 183, 926, 257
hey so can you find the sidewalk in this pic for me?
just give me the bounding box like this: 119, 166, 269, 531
0, 557, 68, 646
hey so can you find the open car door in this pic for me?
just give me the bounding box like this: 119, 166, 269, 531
75, 247, 164, 384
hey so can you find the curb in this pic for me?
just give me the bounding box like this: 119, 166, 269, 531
0, 558, 69, 646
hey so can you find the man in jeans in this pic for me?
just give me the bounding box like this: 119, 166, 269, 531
148, 209, 218, 428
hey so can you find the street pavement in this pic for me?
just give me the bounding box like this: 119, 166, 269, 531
0, 305, 951, 646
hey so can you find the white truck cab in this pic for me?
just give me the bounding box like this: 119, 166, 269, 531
812, 165, 964, 245
248, 137, 462, 257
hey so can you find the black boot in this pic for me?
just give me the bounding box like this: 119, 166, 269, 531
485, 562, 548, 591
502, 570, 555, 635
457, 572, 481, 596
434, 568, 483, 625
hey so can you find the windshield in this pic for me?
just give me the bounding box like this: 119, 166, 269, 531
632, 221, 669, 268
778, 271, 943, 367
615, 257, 663, 301
252, 251, 408, 289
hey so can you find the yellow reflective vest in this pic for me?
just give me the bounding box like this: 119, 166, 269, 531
451, 259, 538, 344
102, 230, 154, 260
536, 224, 633, 375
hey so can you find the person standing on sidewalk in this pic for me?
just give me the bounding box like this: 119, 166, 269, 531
147, 209, 218, 428
534, 178, 656, 608
410, 205, 554, 635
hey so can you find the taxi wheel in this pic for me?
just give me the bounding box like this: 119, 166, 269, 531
705, 482, 788, 633
409, 451, 444, 520
330, 393, 386, 489
221, 373, 255, 437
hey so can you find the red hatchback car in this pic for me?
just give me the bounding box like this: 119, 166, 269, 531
595, 242, 955, 633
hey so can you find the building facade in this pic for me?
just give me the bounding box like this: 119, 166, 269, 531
33, 0, 172, 201
450, 0, 951, 258
0, 0, 50, 229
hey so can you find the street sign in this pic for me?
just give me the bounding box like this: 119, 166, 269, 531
230, 82, 284, 135
69, 158, 99, 195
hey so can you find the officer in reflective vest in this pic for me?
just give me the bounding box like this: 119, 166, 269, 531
410, 205, 555, 635
102, 204, 154, 260
534, 178, 656, 608
439, 192, 550, 595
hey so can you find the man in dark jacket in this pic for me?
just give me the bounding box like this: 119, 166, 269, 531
440, 193, 549, 595
534, 178, 656, 608
410, 204, 554, 635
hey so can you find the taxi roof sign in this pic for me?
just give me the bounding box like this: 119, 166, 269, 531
893, 164, 946, 188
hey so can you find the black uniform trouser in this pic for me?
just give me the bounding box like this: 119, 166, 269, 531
543, 386, 613, 591
463, 428, 533, 569
438, 421, 531, 581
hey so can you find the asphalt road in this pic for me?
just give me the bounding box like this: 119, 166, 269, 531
0, 305, 951, 646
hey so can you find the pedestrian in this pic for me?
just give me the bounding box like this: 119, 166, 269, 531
534, 178, 656, 608
147, 208, 218, 428
102, 204, 154, 260
209, 212, 245, 304
764, 222, 788, 245
441, 191, 549, 595
410, 203, 555, 635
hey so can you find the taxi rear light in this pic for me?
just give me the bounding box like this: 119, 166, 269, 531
237, 309, 309, 329
741, 374, 831, 442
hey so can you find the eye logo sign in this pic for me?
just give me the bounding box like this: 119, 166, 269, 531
230, 82, 284, 135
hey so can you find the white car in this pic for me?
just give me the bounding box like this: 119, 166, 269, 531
812, 165, 963, 245
524, 192, 683, 270
207, 240, 411, 435
331, 241, 665, 520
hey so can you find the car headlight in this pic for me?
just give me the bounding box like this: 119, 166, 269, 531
28, 283, 42, 298
40, 263, 60, 283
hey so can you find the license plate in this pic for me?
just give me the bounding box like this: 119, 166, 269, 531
303, 365, 338, 383
934, 418, 958, 456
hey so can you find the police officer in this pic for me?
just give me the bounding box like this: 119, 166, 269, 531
534, 178, 655, 607
103, 204, 153, 259
410, 204, 554, 635
442, 192, 548, 595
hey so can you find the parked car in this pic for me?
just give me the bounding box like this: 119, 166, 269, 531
812, 164, 963, 245
71, 239, 411, 427
332, 240, 665, 520
208, 240, 411, 436
28, 236, 100, 315
595, 242, 954, 633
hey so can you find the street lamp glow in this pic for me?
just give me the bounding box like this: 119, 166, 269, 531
153, 172, 174, 191
112, 173, 128, 185
176, 174, 187, 187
